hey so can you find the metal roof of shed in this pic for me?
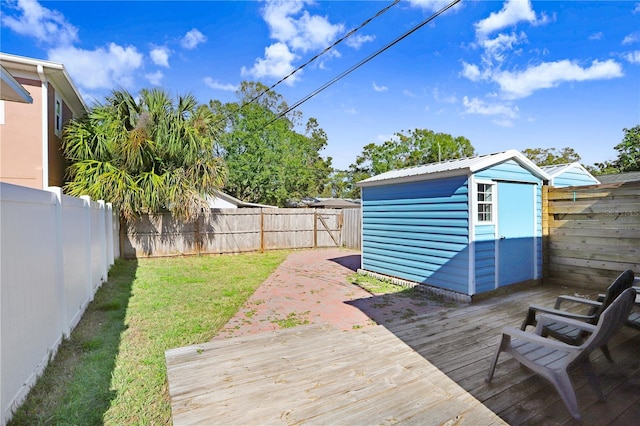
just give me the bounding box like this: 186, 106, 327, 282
357, 149, 550, 187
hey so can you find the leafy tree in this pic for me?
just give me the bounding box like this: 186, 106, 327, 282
611, 125, 640, 172
210, 82, 332, 206
521, 147, 581, 166
350, 128, 475, 179
62, 88, 226, 222
323, 129, 474, 199
592, 125, 640, 174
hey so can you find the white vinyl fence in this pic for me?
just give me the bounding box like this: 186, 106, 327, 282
0, 183, 118, 425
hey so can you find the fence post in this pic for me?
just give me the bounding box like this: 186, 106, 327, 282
260, 209, 265, 252
81, 195, 94, 299
97, 200, 108, 284
313, 209, 317, 248
48, 187, 70, 337
105, 203, 114, 266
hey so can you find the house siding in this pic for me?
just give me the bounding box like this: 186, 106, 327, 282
0, 77, 44, 190
47, 85, 72, 188
361, 175, 470, 294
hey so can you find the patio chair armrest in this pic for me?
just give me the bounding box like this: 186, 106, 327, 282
524, 304, 595, 324
554, 295, 601, 309
502, 326, 580, 352
534, 313, 597, 336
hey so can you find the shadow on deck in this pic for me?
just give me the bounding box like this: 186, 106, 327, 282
379, 285, 640, 425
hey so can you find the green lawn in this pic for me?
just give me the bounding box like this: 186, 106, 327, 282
9, 251, 289, 425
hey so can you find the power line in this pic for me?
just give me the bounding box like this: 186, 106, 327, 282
270, 0, 462, 124
217, 0, 400, 124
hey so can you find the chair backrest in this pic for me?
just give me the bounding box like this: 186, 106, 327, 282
570, 287, 637, 366
591, 270, 635, 319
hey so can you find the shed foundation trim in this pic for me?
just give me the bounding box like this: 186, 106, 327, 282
357, 269, 472, 304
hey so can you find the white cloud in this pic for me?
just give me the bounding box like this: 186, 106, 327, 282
204, 77, 238, 91
433, 88, 457, 104
462, 96, 519, 126
262, 0, 343, 53
634, 3, 640, 14
475, 0, 549, 39
403, 89, 416, 98
245, 0, 344, 83
181, 28, 207, 50
345, 34, 375, 50
145, 71, 164, 86
2, 0, 78, 45
241, 42, 299, 83
48, 43, 143, 90
623, 50, 640, 64
344, 107, 357, 114
407, 0, 456, 13
372, 82, 388, 92
622, 31, 640, 45
589, 32, 603, 41
493, 59, 623, 99
150, 46, 170, 67
480, 32, 526, 64
460, 62, 482, 82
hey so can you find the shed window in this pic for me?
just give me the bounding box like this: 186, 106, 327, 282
477, 183, 494, 222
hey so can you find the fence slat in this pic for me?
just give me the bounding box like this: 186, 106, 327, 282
544, 181, 640, 289
124, 208, 362, 258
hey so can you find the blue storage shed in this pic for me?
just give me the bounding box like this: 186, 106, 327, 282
356, 150, 551, 299
541, 163, 600, 187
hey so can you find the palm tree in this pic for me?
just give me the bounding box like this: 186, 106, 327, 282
62, 88, 227, 223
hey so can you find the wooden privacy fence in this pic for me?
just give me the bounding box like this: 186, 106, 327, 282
544, 181, 640, 289
124, 208, 361, 258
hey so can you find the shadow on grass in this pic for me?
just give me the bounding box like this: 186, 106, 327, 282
8, 259, 137, 425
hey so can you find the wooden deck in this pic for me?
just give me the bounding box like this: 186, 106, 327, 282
165, 286, 640, 425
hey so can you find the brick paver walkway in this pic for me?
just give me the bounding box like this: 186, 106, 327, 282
214, 248, 448, 339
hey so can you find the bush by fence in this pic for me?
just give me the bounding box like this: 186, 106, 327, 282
0, 183, 118, 425
544, 181, 640, 289
123, 207, 361, 258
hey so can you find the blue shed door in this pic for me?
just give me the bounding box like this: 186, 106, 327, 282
497, 182, 535, 287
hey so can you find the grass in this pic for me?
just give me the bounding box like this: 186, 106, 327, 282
9, 251, 289, 425
350, 273, 421, 296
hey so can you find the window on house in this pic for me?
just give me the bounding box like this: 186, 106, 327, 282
477, 183, 494, 222
54, 95, 62, 137
0, 100, 5, 125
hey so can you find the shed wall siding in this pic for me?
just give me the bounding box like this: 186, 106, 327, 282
474, 224, 496, 293
474, 159, 541, 183
362, 176, 470, 294
552, 169, 598, 187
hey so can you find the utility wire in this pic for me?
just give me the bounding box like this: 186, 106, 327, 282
270, 0, 461, 125
216, 0, 400, 124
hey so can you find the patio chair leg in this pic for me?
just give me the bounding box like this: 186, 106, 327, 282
521, 308, 536, 330
581, 359, 604, 401
486, 335, 509, 383
600, 344, 614, 363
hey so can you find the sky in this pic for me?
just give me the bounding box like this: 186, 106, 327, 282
1, 0, 639, 171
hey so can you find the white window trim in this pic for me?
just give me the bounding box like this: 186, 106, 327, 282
475, 179, 496, 225
0, 100, 5, 125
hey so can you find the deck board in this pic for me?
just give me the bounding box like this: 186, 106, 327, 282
166, 286, 640, 425
166, 323, 506, 425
